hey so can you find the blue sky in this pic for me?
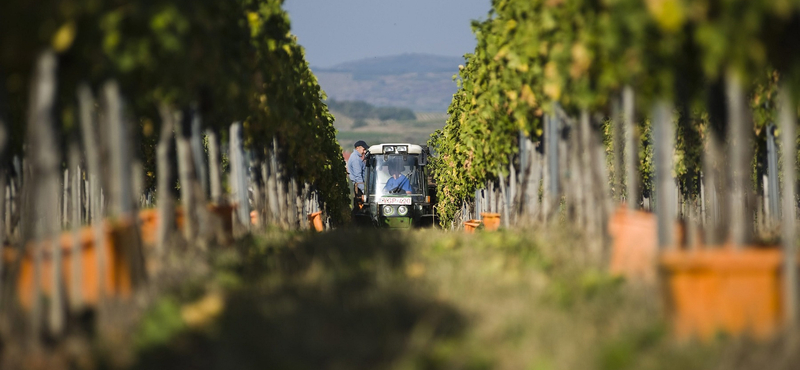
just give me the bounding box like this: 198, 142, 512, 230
283, 0, 491, 68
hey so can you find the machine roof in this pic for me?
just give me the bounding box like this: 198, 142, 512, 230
368, 143, 424, 155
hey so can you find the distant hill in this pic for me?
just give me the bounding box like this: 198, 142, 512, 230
313, 53, 463, 112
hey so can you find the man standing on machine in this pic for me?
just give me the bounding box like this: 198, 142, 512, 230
347, 140, 369, 195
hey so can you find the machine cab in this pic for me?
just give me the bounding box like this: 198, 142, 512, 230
355, 143, 434, 228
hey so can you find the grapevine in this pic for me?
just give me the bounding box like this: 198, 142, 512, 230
431, 0, 800, 227
0, 0, 349, 223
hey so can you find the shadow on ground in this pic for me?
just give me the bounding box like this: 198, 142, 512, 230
133, 229, 467, 370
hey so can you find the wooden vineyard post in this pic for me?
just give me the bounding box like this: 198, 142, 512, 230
530, 140, 543, 223
156, 103, 176, 254
69, 145, 83, 310
544, 113, 559, 219
261, 160, 278, 227
103, 81, 132, 218
266, 149, 279, 225
301, 183, 311, 230
653, 101, 676, 249
104, 80, 146, 287
575, 111, 587, 228
536, 144, 544, 220
612, 97, 624, 202
779, 86, 798, 325
229, 123, 249, 230
288, 177, 298, 229
726, 73, 753, 248
474, 189, 481, 220
248, 157, 262, 230
759, 175, 768, 233
486, 182, 492, 215
78, 84, 107, 305
206, 129, 222, 204
25, 50, 63, 338
568, 112, 581, 223
590, 111, 614, 250
518, 131, 528, 191
580, 110, 594, 238
19, 156, 31, 242
284, 177, 292, 228
541, 137, 550, 222
686, 200, 700, 250
294, 179, 303, 228
62, 169, 68, 229
311, 189, 319, 214
4, 182, 9, 242
273, 138, 286, 228
498, 165, 510, 228
489, 181, 496, 214
296, 180, 304, 228
475, 189, 480, 221
12, 157, 22, 242
82, 178, 89, 224
700, 172, 706, 225
703, 130, 724, 245
190, 111, 208, 198
766, 125, 780, 223
481, 188, 487, 220
176, 108, 199, 241
676, 182, 681, 220
623, 87, 638, 208
263, 159, 271, 229
520, 135, 540, 224
556, 109, 570, 196
508, 161, 517, 226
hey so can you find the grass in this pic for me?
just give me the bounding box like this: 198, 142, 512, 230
73, 226, 800, 369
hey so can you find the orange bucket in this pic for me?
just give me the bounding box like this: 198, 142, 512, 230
480, 213, 501, 231
308, 211, 324, 232
138, 208, 159, 245
608, 206, 658, 283
607, 205, 690, 284
660, 247, 785, 340
464, 220, 482, 234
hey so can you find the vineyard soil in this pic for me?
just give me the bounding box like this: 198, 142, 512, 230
75, 228, 800, 370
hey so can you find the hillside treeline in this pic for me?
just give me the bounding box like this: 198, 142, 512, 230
327, 99, 416, 121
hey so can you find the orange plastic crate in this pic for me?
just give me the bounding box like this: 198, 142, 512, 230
480, 213, 501, 231
464, 220, 482, 234
13, 222, 133, 309
660, 248, 785, 340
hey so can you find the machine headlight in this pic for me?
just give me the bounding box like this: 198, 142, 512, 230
397, 205, 409, 216
382, 205, 395, 216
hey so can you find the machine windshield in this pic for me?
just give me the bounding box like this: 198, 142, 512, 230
367, 154, 426, 200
